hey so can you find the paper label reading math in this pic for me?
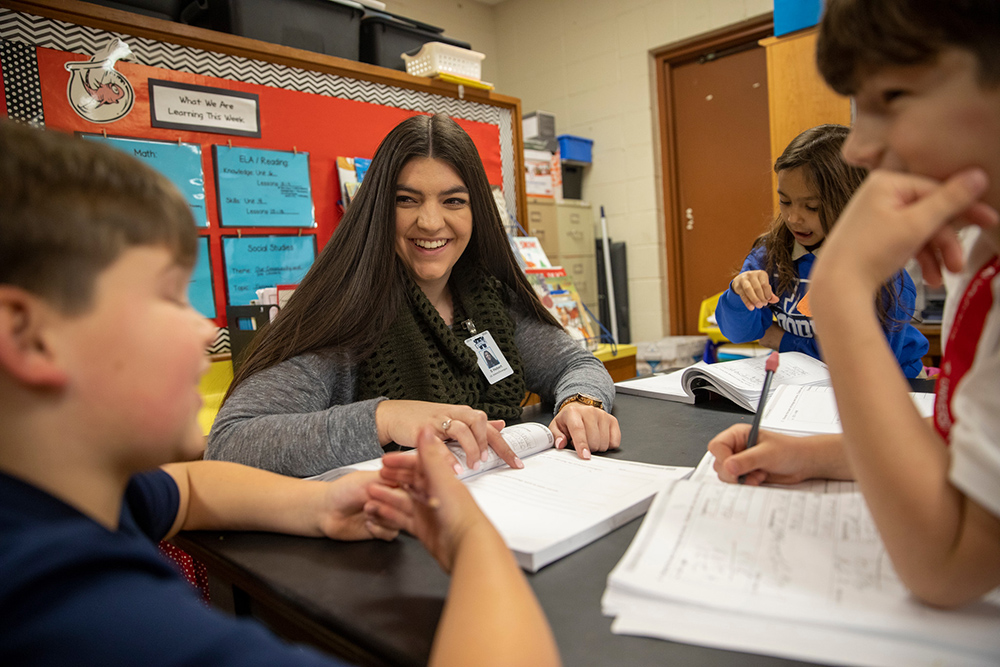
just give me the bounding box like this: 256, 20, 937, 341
464, 331, 514, 384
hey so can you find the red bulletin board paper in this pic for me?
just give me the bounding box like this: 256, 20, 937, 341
32, 46, 502, 326
0, 65, 6, 116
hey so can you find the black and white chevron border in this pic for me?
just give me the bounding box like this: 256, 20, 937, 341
0, 7, 517, 200
208, 328, 230, 355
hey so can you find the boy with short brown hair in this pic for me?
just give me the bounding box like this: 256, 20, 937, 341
0, 121, 558, 666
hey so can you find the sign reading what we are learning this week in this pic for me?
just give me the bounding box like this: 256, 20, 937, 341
149, 79, 261, 138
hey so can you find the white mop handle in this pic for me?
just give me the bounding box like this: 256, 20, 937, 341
599, 205, 618, 344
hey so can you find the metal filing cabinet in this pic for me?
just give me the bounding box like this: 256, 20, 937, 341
525, 198, 599, 315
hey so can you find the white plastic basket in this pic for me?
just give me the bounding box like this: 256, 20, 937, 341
402, 42, 485, 80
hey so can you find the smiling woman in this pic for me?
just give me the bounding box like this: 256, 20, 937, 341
206, 115, 620, 477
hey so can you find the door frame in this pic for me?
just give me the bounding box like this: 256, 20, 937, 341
655, 14, 773, 333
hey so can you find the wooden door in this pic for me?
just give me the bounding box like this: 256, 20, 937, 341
669, 46, 773, 334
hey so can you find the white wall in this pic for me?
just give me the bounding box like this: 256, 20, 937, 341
385, 0, 773, 342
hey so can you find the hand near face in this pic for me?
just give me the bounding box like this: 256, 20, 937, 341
812, 168, 998, 295
732, 270, 779, 310
548, 403, 621, 460
367, 428, 495, 573
375, 399, 520, 472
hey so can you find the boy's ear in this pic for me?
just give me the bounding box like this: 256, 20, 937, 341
0, 286, 69, 388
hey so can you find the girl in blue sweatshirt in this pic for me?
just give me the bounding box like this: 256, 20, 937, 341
715, 124, 928, 377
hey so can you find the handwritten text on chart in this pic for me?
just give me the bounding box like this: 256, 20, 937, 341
215, 146, 315, 228
222, 235, 315, 306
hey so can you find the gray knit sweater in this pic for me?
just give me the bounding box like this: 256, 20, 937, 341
206, 307, 614, 477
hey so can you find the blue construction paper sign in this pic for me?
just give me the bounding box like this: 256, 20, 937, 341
222, 235, 315, 306
189, 237, 216, 319
214, 146, 315, 227
84, 135, 208, 227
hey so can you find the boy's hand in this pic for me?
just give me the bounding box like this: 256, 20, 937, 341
366, 428, 494, 573
548, 403, 621, 460
732, 270, 778, 310
815, 168, 998, 294
707, 424, 850, 486
316, 471, 400, 541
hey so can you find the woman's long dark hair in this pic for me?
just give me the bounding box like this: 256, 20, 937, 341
226, 114, 559, 400
751, 124, 903, 330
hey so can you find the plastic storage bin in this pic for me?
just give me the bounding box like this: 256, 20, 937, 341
180, 0, 364, 60
557, 134, 593, 163
402, 42, 484, 80
88, 0, 187, 21
360, 13, 470, 71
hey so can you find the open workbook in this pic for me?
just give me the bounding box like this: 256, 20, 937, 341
310, 423, 691, 572
602, 452, 1000, 667
614, 351, 830, 411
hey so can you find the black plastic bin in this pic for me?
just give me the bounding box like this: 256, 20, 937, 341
181, 0, 364, 60
360, 13, 470, 72
84, 0, 187, 21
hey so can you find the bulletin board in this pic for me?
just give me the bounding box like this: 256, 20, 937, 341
0, 0, 525, 353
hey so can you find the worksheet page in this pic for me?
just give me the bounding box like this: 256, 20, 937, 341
467, 451, 689, 561
609, 479, 1000, 656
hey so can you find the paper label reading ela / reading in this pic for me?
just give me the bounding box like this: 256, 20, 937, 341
214, 145, 315, 228
464, 330, 514, 384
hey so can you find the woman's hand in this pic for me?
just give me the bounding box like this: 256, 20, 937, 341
314, 471, 401, 541
732, 270, 778, 310
375, 400, 519, 472
707, 424, 851, 486
548, 403, 621, 460
366, 428, 495, 573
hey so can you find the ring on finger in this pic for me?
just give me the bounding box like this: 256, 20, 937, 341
442, 418, 452, 432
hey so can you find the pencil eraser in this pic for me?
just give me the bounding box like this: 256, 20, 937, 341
765, 350, 780, 373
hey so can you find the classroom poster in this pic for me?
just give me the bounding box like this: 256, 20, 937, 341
189, 237, 216, 318
214, 146, 315, 228
83, 135, 209, 227
222, 235, 315, 306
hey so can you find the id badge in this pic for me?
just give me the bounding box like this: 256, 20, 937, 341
464, 330, 514, 384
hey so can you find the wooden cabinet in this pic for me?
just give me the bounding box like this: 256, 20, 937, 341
761, 28, 852, 204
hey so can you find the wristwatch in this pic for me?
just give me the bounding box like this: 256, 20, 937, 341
557, 393, 604, 413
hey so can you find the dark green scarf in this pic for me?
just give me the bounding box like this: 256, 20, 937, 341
357, 267, 527, 420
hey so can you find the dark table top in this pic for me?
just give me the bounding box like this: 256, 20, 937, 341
177, 393, 843, 667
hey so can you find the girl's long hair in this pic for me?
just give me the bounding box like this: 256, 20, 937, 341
225, 114, 558, 400
751, 124, 902, 329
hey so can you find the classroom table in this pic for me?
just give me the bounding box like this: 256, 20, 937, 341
175, 394, 838, 667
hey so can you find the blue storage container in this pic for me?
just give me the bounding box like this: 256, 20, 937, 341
557, 135, 593, 163
774, 0, 822, 36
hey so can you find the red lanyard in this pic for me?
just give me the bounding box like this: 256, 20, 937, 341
934, 255, 1000, 442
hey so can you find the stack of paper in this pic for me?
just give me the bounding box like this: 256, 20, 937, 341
759, 384, 936, 436
602, 453, 1000, 666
